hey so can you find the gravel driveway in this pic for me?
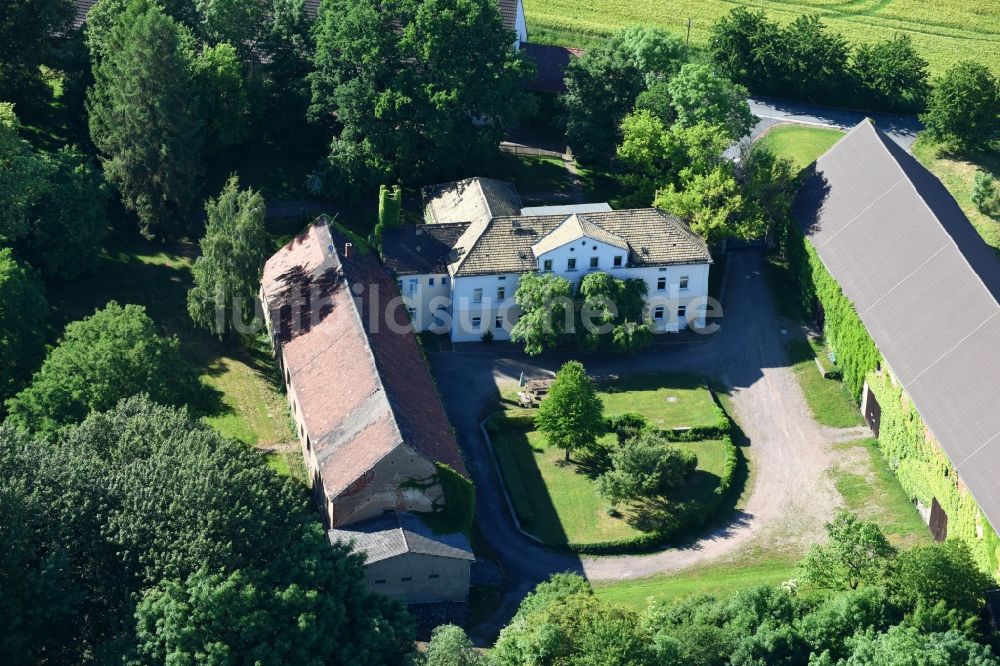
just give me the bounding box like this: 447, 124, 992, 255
429, 250, 847, 637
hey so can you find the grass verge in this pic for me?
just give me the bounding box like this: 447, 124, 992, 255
912, 138, 1000, 254
787, 338, 864, 428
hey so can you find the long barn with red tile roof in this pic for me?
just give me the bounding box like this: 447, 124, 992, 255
261, 219, 468, 531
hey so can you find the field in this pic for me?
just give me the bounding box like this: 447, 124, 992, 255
755, 125, 845, 172
523, 0, 1000, 76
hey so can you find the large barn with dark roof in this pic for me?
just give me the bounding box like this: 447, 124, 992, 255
795, 119, 1000, 552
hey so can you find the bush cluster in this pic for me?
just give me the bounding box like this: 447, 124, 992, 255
709, 8, 930, 113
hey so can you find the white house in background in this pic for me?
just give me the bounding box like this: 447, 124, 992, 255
382, 178, 713, 343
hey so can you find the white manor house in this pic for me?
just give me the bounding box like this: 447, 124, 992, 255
382, 178, 713, 342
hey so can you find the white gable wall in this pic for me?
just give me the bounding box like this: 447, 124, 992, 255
513, 0, 528, 48
534, 235, 629, 280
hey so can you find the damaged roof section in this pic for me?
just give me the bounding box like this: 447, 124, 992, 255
261, 220, 468, 502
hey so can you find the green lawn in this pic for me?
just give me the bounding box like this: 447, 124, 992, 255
523, 0, 1000, 76
595, 436, 933, 610
912, 138, 1000, 254
491, 417, 731, 546
755, 125, 845, 173
595, 551, 799, 609
490, 373, 726, 546
46, 235, 299, 478
787, 338, 864, 428
831, 438, 932, 549
598, 373, 720, 430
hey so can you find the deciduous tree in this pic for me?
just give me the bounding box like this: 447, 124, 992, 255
0, 0, 74, 105
920, 61, 1000, 153
5, 302, 200, 433
187, 176, 268, 337
800, 510, 897, 591
510, 272, 573, 355
597, 430, 697, 506
535, 361, 604, 462
309, 0, 531, 197
667, 63, 755, 143
0, 249, 48, 402
87, 0, 204, 238
851, 34, 929, 113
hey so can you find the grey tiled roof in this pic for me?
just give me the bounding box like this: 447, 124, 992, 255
73, 0, 97, 28
452, 209, 711, 277
382, 223, 470, 275
328, 512, 475, 564
423, 178, 523, 226
496, 0, 519, 31
795, 118, 1000, 531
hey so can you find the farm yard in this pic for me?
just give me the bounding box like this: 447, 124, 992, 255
523, 0, 1000, 76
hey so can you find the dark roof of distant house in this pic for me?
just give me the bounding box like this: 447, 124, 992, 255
382, 223, 471, 275
449, 208, 711, 277
523, 43, 583, 94
74, 0, 98, 27
303, 0, 321, 19
422, 177, 523, 226
795, 118, 1000, 532
497, 0, 519, 32
328, 511, 475, 564
260, 220, 467, 501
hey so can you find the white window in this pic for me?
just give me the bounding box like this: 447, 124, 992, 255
497, 286, 505, 300
590, 257, 599, 268
543, 259, 553, 271
567, 258, 577, 270
472, 316, 481, 329
408, 278, 418, 295
473, 288, 483, 303
495, 315, 503, 329
613, 255, 623, 267
677, 305, 687, 321
428, 277, 435, 286
654, 306, 664, 320
657, 277, 666, 291
680, 276, 689, 290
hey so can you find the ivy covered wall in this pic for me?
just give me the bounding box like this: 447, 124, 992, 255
782, 222, 1000, 579
867, 371, 1000, 578
784, 224, 881, 400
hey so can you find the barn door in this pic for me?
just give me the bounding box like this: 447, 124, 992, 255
864, 390, 882, 438
929, 498, 948, 542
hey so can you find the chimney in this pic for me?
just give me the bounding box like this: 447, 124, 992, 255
343, 242, 354, 259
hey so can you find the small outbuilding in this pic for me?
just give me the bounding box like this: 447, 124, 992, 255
329, 511, 475, 604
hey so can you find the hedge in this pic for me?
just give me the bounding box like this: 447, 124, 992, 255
867, 372, 1000, 578
486, 414, 536, 523
435, 463, 476, 536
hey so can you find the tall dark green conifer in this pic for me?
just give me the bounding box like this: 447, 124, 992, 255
87, 0, 203, 238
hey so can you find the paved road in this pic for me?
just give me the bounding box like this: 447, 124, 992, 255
725, 96, 923, 160
429, 250, 844, 641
